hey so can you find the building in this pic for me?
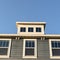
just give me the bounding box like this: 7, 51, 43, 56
0, 22, 60, 60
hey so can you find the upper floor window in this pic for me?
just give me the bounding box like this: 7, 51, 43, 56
25, 41, 34, 55
36, 27, 41, 32
20, 27, 26, 32
23, 39, 37, 58
49, 39, 60, 59
28, 27, 33, 32
0, 39, 11, 58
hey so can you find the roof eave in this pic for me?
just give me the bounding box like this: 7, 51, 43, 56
0, 34, 60, 39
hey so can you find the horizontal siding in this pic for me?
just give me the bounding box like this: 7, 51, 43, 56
37, 39, 50, 60
0, 38, 60, 60
11, 39, 23, 59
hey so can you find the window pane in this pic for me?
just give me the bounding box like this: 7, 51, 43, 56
3, 41, 6, 47
28, 28, 33, 32
58, 42, 60, 47
55, 41, 57, 47
6, 41, 9, 47
32, 41, 34, 47
36, 27, 41, 32
52, 49, 60, 56
25, 41, 35, 47
0, 48, 8, 55
29, 41, 31, 47
0, 41, 2, 47
20, 27, 26, 32
0, 40, 9, 47
52, 41, 55, 47
26, 41, 29, 47
25, 48, 34, 55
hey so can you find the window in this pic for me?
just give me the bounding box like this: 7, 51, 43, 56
25, 41, 34, 55
36, 27, 41, 32
20, 27, 26, 32
28, 27, 33, 32
0, 39, 11, 58
49, 39, 60, 59
23, 39, 37, 58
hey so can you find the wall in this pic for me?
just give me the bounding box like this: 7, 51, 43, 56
17, 25, 44, 35
0, 38, 59, 60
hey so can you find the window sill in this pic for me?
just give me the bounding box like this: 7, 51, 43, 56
50, 56, 60, 59
23, 56, 37, 58
0, 55, 9, 58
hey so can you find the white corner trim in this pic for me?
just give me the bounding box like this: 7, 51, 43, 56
23, 39, 37, 58
49, 39, 52, 57
0, 39, 11, 58
49, 39, 60, 59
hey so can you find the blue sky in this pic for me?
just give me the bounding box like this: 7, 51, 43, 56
0, 0, 60, 34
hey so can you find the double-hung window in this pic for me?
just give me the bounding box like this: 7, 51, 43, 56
25, 41, 34, 55
23, 39, 37, 58
0, 39, 11, 58
49, 39, 60, 59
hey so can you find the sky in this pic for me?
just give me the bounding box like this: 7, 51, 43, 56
0, 0, 60, 34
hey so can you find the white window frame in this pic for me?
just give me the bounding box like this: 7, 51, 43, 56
23, 39, 37, 58
49, 39, 60, 59
0, 39, 11, 58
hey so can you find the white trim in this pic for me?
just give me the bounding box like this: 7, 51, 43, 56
1, 34, 60, 37
0, 39, 11, 58
49, 39, 60, 59
23, 39, 37, 58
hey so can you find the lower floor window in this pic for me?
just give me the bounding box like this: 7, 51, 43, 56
23, 39, 37, 58
49, 39, 60, 59
0, 39, 11, 58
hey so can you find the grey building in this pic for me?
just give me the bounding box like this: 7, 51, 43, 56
0, 22, 60, 60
